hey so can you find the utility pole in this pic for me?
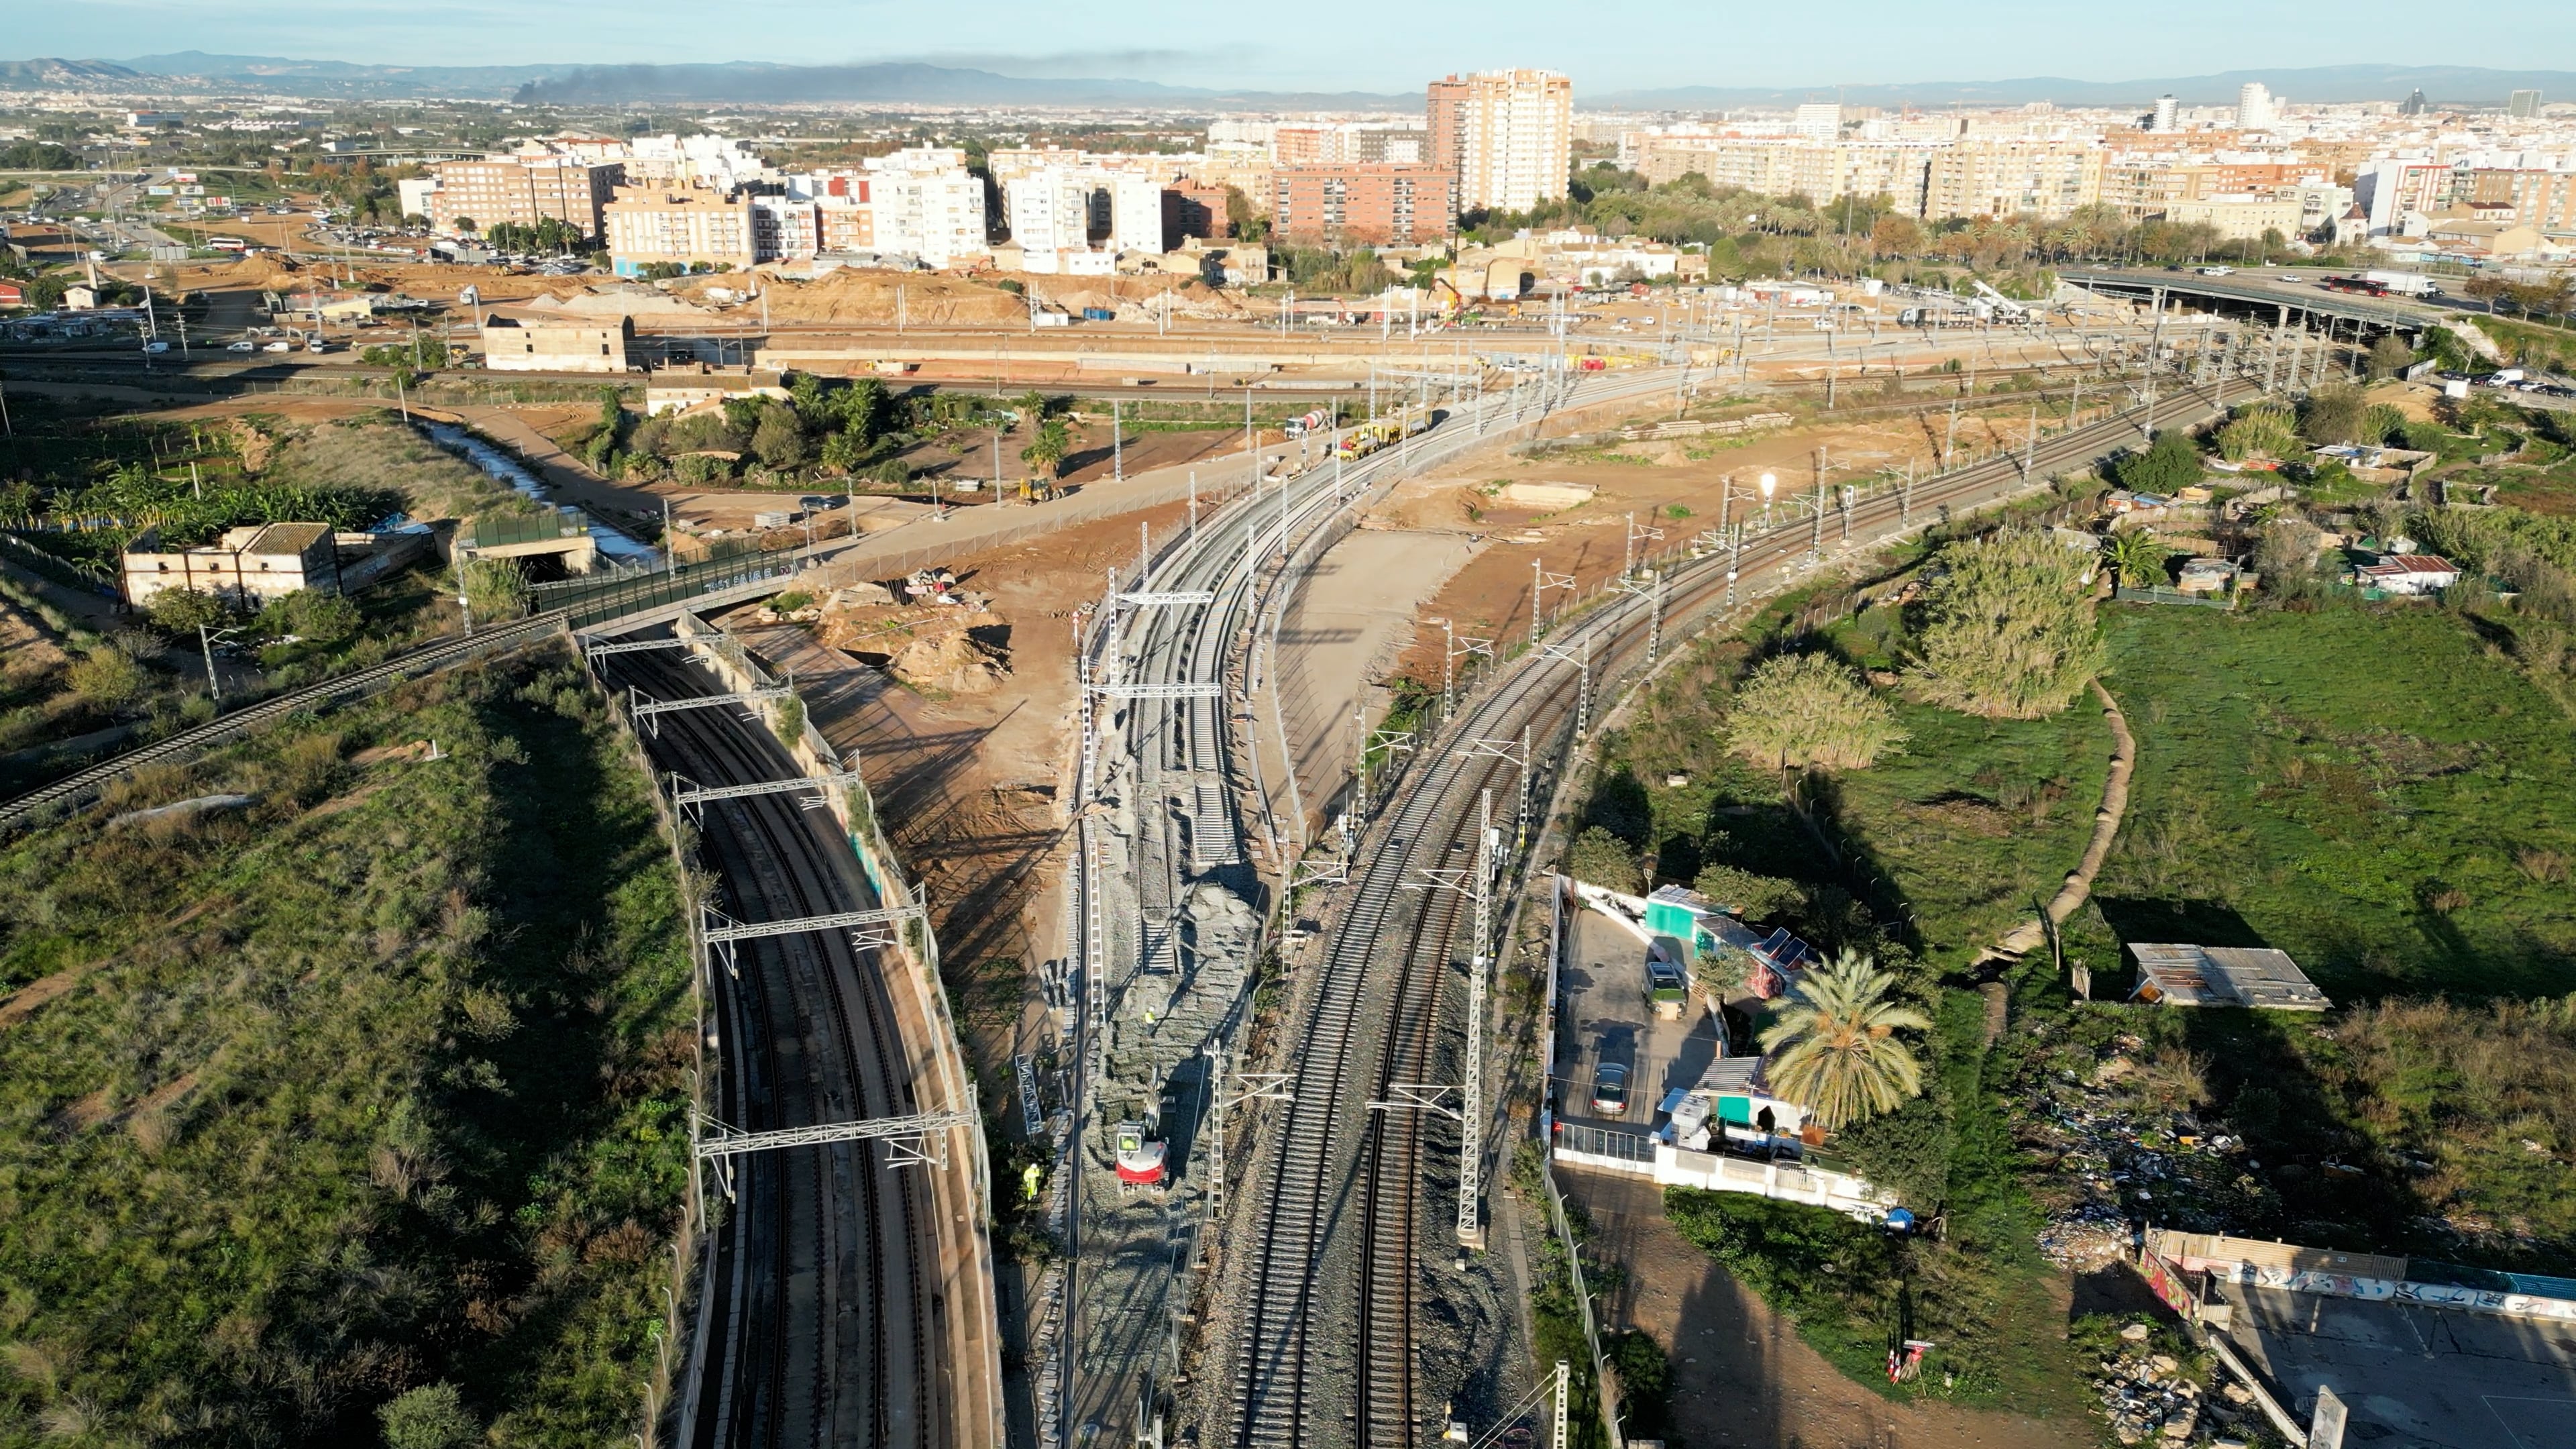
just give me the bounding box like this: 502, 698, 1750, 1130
1457, 789, 1495, 1248
1554, 1360, 1571, 1449
196, 623, 236, 700
1112, 398, 1123, 483
1532, 559, 1574, 642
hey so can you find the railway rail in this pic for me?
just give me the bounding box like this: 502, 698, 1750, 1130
1222, 372, 2263, 1448
0, 610, 566, 835
601, 645, 945, 1449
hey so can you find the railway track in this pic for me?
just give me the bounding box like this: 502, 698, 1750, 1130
600, 646, 942, 1449
1224, 372, 2264, 1448
0, 610, 565, 834
1061, 367, 1682, 1446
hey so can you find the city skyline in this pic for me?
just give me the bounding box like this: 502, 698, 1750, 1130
7, 0, 2575, 97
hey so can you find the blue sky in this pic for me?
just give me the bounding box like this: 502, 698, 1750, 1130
12, 0, 2571, 93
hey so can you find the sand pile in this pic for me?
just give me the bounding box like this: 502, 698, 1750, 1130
887, 630, 1010, 694
523, 285, 718, 319
761, 270, 1026, 327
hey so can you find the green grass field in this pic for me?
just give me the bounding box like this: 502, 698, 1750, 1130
0, 647, 691, 1446
2094, 603, 2576, 1000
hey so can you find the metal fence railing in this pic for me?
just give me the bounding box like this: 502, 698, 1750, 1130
460, 506, 588, 550
538, 547, 806, 627
1556, 1122, 1656, 1164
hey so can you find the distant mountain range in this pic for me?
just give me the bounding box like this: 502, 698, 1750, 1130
0, 52, 2566, 113
1588, 64, 2576, 111
508, 62, 1413, 110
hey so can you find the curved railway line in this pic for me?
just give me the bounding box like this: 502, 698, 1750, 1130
600, 647, 944, 1449
1219, 373, 2263, 1448
1063, 368, 1679, 1447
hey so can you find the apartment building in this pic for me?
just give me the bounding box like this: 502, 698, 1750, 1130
797, 148, 987, 266
604, 186, 757, 275
750, 195, 820, 262
2464, 165, 2576, 238
1428, 68, 1573, 214
1635, 136, 1937, 215
1004, 168, 1108, 254
427, 153, 625, 237
2164, 194, 2306, 241
2358, 158, 2455, 239
1921, 140, 2106, 219
1165, 181, 1231, 246
1271, 163, 1458, 246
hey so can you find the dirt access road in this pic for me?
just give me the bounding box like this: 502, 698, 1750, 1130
1565, 1168, 2091, 1449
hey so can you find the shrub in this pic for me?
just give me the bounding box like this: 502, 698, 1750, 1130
2218, 405, 2300, 462
2361, 403, 2410, 447
258, 588, 362, 646
1723, 652, 1907, 777
674, 453, 733, 486
1692, 862, 1803, 923
2366, 333, 2416, 380
1566, 825, 1642, 893
751, 407, 809, 468
1907, 530, 2105, 719
2114, 429, 2203, 493
145, 587, 229, 635
459, 557, 531, 623
66, 646, 148, 708
378, 1383, 478, 1449
2255, 518, 2325, 596
2300, 382, 2369, 446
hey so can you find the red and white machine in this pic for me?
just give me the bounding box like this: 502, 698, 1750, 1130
1113, 1122, 1167, 1187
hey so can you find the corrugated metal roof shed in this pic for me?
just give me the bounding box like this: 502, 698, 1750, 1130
2128, 943, 2331, 1011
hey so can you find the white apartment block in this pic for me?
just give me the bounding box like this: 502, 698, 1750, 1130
1108, 174, 1169, 254
858, 148, 989, 266
2237, 83, 2277, 131
1005, 168, 1107, 254
1439, 68, 1574, 214
1635, 137, 1939, 215
1792, 103, 1843, 142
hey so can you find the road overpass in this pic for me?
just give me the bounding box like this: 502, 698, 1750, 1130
2062, 267, 2440, 337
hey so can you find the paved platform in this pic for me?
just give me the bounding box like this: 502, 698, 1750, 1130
2218, 1281, 2576, 1449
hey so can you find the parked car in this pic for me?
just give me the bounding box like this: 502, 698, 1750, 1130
1590, 1063, 1630, 1117
1646, 959, 1688, 1005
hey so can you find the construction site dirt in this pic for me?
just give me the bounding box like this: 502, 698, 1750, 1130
1374, 393, 2096, 702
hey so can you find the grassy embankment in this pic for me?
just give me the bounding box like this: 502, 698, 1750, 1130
1568, 598, 2102, 1419
1576, 578, 2576, 1409
0, 646, 692, 1445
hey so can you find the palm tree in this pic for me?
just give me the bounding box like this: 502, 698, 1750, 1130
1020, 415, 1072, 479
1756, 951, 1931, 1130
2102, 529, 2169, 590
